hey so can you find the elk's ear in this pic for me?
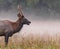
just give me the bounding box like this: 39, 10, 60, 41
17, 13, 21, 17
22, 15, 24, 18
17, 13, 24, 17
17, 13, 24, 18
19, 15, 24, 20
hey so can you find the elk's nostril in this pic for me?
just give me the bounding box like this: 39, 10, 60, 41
29, 22, 31, 23
29, 21, 31, 24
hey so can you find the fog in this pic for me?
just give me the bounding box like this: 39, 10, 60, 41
0, 9, 60, 36
0, 0, 60, 37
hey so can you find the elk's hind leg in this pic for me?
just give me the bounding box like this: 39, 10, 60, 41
5, 33, 9, 46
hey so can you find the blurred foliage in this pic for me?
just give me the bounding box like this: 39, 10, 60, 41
0, 0, 60, 12
26, 0, 39, 7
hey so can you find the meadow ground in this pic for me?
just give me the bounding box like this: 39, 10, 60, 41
0, 33, 60, 49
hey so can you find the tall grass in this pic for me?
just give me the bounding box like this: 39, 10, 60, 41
0, 33, 60, 49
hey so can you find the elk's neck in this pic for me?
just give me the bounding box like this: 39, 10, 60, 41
13, 18, 23, 33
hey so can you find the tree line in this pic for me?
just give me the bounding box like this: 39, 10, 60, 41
0, 0, 60, 12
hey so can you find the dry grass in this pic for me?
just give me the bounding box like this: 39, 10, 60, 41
0, 33, 60, 49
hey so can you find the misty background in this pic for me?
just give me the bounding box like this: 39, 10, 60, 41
0, 0, 60, 20
0, 0, 60, 36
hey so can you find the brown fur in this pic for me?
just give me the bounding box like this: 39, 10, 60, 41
0, 13, 24, 46
0, 6, 31, 46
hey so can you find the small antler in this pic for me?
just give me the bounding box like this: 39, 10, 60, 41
18, 4, 23, 16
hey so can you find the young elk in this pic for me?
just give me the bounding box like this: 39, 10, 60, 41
0, 5, 31, 46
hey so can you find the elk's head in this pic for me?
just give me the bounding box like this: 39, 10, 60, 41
17, 13, 31, 25
22, 16, 31, 25
17, 5, 31, 25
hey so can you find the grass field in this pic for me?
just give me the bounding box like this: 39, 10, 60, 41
0, 33, 60, 49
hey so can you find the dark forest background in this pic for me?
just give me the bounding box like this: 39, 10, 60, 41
0, 0, 60, 12
0, 0, 60, 20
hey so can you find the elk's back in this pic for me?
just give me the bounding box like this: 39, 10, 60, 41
0, 20, 13, 35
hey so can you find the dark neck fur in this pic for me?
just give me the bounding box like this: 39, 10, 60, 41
16, 22, 23, 32
13, 18, 23, 33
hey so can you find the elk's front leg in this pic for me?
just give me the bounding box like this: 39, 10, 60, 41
5, 33, 9, 46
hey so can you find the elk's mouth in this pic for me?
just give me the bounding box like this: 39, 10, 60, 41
27, 22, 31, 25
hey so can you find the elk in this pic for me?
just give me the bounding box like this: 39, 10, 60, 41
0, 5, 31, 46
